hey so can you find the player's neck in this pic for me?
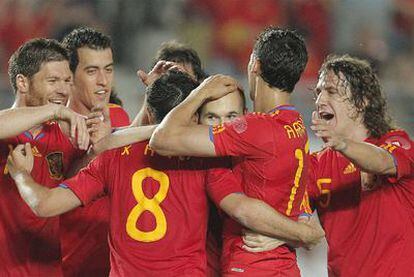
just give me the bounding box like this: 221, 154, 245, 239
68, 98, 91, 116
12, 93, 26, 108
345, 122, 370, 141
253, 81, 290, 113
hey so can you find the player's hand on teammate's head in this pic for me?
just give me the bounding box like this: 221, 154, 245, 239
310, 111, 347, 151
137, 60, 183, 87
241, 229, 285, 253
54, 105, 90, 150
7, 143, 34, 178
195, 74, 239, 101
87, 104, 112, 146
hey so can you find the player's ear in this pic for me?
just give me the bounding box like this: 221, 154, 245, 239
191, 113, 198, 125
16, 74, 30, 94
145, 106, 156, 124
252, 59, 261, 74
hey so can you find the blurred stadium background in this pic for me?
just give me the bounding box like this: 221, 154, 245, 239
0, 1, 413, 276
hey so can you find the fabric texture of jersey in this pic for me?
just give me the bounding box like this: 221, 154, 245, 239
108, 103, 130, 128
0, 122, 82, 276
62, 141, 237, 276
308, 129, 414, 277
211, 106, 309, 275
60, 104, 130, 277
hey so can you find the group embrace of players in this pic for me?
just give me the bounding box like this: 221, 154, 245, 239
1, 25, 413, 277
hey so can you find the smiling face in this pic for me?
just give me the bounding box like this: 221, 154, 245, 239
314, 70, 364, 138
199, 89, 245, 125
72, 47, 113, 110
25, 60, 72, 106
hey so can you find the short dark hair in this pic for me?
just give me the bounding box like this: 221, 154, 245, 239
319, 54, 393, 138
253, 27, 308, 93
8, 38, 69, 93
153, 41, 207, 82
146, 70, 199, 123
62, 27, 112, 73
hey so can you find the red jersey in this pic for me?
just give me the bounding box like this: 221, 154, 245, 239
204, 158, 242, 277
0, 122, 82, 276
211, 106, 309, 275
62, 141, 238, 276
60, 104, 130, 277
308, 129, 414, 276
108, 103, 130, 128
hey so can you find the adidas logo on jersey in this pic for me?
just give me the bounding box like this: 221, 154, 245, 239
343, 162, 356, 174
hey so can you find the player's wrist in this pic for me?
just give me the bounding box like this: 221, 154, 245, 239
12, 170, 31, 183
334, 138, 348, 152
51, 104, 63, 121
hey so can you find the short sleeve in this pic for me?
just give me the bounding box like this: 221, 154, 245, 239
379, 133, 414, 182
206, 167, 243, 206
60, 153, 108, 205
210, 114, 273, 157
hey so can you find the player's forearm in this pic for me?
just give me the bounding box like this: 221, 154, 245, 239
93, 125, 157, 155
0, 105, 58, 139
339, 138, 396, 175
13, 171, 81, 217
12, 171, 53, 217
221, 194, 313, 245
130, 100, 149, 127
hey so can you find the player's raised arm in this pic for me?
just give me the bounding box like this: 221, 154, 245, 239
7, 143, 82, 217
93, 125, 157, 154
0, 104, 90, 150
150, 75, 237, 157
311, 113, 396, 175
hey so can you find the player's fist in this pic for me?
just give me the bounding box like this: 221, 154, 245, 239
7, 143, 34, 179
53, 105, 90, 150
194, 74, 238, 101
87, 104, 111, 145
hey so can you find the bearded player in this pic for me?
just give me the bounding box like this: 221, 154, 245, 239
0, 38, 89, 276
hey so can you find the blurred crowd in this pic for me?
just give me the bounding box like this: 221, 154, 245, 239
0, 0, 412, 135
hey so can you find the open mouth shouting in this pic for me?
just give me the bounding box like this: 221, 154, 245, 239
318, 107, 336, 126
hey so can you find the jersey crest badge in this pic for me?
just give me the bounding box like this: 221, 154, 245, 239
46, 152, 64, 180
232, 117, 247, 134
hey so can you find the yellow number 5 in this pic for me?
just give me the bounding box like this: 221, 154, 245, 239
126, 167, 170, 242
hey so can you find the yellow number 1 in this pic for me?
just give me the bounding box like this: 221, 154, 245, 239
286, 141, 309, 216
126, 167, 170, 242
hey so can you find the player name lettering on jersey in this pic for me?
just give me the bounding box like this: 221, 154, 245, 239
284, 119, 306, 139
144, 144, 155, 156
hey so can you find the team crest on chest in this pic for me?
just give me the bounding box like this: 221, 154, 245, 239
232, 117, 247, 134
46, 152, 64, 180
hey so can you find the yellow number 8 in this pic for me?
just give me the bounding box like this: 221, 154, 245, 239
126, 167, 170, 242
